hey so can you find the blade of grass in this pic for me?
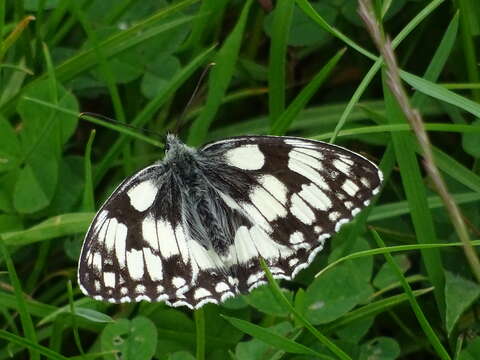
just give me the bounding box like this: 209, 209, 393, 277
268, 0, 294, 124
1, 213, 93, 247
401, 71, 480, 118
456, 0, 480, 101
0, 15, 35, 62
222, 315, 331, 359
369, 192, 480, 222
382, 74, 446, 315
94, 44, 215, 185
259, 258, 352, 360
195, 308, 205, 360
0, 330, 67, 360
82, 130, 95, 211
0, 240, 39, 360
370, 229, 452, 360
324, 287, 434, 333
187, 0, 254, 146
316, 240, 480, 282
271, 48, 346, 135
67, 281, 84, 355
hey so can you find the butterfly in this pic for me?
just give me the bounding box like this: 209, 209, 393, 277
78, 134, 383, 309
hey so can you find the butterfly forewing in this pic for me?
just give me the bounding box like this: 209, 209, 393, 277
78, 135, 382, 309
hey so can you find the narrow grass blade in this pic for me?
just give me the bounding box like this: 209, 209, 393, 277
316, 240, 480, 279
411, 12, 459, 109
222, 315, 330, 359
401, 71, 480, 118
369, 192, 480, 222
195, 308, 205, 360
0, 240, 39, 360
271, 48, 346, 135
259, 258, 352, 360
268, 0, 294, 124
1, 213, 93, 246
0, 330, 67, 360
67, 280, 84, 355
371, 229, 452, 360
82, 130, 95, 212
187, 0, 254, 146
383, 76, 446, 315
324, 288, 434, 333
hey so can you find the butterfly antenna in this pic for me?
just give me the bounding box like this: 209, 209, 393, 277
80, 112, 164, 138
174, 62, 216, 134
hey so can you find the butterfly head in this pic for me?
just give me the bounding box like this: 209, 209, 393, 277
164, 134, 196, 164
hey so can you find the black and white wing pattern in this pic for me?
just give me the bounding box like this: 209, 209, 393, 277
78, 135, 382, 309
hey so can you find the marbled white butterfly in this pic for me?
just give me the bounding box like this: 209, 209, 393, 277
78, 134, 383, 309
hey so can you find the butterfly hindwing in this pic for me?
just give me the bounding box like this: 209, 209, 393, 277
78, 135, 382, 309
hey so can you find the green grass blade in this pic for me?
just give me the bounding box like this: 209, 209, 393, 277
369, 192, 480, 221
411, 12, 459, 109
371, 229, 452, 360
259, 258, 352, 360
82, 130, 95, 212
317, 240, 480, 286
401, 71, 480, 118
195, 308, 205, 360
1, 213, 93, 246
383, 75, 446, 315
187, 0, 254, 146
324, 288, 434, 333
268, 0, 294, 124
295, 0, 376, 60
0, 240, 39, 360
0, 330, 67, 360
271, 48, 346, 135
222, 315, 330, 359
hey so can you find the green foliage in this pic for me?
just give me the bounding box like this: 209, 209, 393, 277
0, 0, 479, 359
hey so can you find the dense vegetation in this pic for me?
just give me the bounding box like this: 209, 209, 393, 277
1, 0, 480, 359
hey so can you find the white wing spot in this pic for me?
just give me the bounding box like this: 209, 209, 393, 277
345, 201, 353, 209
360, 177, 370, 187
250, 186, 287, 221
289, 149, 323, 171
289, 231, 304, 244
127, 180, 158, 212
333, 159, 351, 174
142, 216, 159, 251
215, 282, 230, 293
314, 226, 322, 234
289, 258, 299, 267
328, 211, 341, 222
247, 272, 264, 286
234, 226, 259, 264
92, 252, 102, 272
135, 284, 146, 293
103, 272, 115, 288
101, 219, 114, 251
194, 288, 212, 300
288, 157, 329, 190
94, 280, 101, 291
342, 179, 360, 196
259, 175, 288, 205
298, 183, 332, 211
126, 249, 144, 280
120, 287, 128, 295
295, 148, 324, 160
175, 225, 190, 263
225, 145, 265, 170
157, 220, 179, 258
290, 194, 315, 224
352, 208, 361, 216
241, 203, 273, 233
172, 276, 186, 288
115, 223, 127, 269
144, 247, 163, 281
